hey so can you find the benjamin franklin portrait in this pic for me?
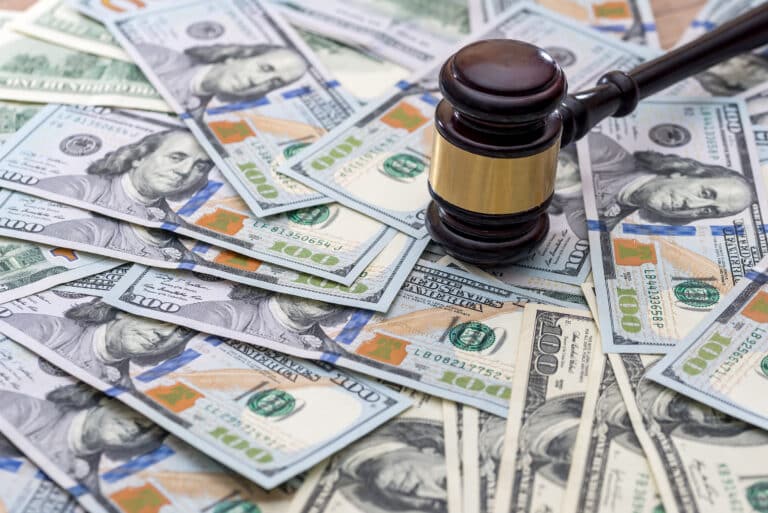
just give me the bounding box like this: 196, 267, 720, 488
558, 132, 754, 238
36, 129, 214, 225
636, 376, 768, 445
138, 42, 309, 116
175, 283, 351, 354
1, 297, 193, 390
0, 384, 165, 505
517, 394, 584, 487
322, 418, 447, 513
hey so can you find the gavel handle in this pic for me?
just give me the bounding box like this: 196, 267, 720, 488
560, 3, 768, 146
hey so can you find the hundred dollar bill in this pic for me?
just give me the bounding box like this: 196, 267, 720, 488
444, 400, 463, 513
272, 0, 470, 70
743, 84, 768, 126
289, 389, 450, 513
562, 347, 663, 513
462, 406, 505, 513
437, 254, 589, 308
0, 189, 425, 311
0, 105, 396, 285
477, 0, 660, 48
0, 289, 410, 488
649, 256, 768, 434
493, 304, 598, 513
280, 3, 657, 239
582, 98, 768, 353
105, 259, 570, 415
612, 352, 768, 513
294, 27, 410, 103
0, 100, 40, 143
0, 432, 84, 513
105, 0, 361, 217
10, 0, 129, 61
0, 237, 118, 304
0, 29, 167, 111
0, 335, 304, 513
678, 0, 768, 96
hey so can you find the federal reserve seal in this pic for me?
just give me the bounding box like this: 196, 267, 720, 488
248, 389, 296, 418
59, 134, 102, 157
544, 46, 576, 67
747, 482, 768, 513
381, 153, 426, 181
288, 205, 330, 226
673, 280, 719, 308
449, 321, 496, 352
649, 124, 692, 147
186, 21, 225, 40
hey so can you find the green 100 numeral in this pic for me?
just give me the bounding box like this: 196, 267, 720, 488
238, 162, 278, 199
270, 241, 340, 266
616, 287, 641, 333
683, 332, 731, 376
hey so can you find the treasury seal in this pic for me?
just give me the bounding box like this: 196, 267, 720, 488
381, 153, 426, 181
59, 134, 102, 156
186, 21, 225, 40
248, 389, 296, 418
449, 321, 496, 352
760, 356, 768, 377
747, 482, 768, 513
288, 205, 330, 226
673, 280, 719, 308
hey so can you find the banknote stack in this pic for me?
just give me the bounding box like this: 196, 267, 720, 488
0, 0, 767, 512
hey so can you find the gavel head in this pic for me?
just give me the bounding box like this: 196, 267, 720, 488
426, 39, 567, 266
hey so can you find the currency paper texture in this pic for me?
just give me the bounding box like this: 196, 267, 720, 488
288, 389, 450, 513
481, 0, 659, 47
0, 104, 396, 285
0, 28, 167, 111
0, 431, 84, 513
281, 3, 655, 277
0, 334, 304, 513
612, 352, 768, 513
562, 347, 663, 513
582, 98, 768, 353
106, 0, 361, 216
649, 256, 768, 434
0, 289, 411, 488
493, 304, 598, 513
272, 0, 471, 70
293, 27, 410, 103
0, 188, 426, 311
10, 0, 130, 61
104, 259, 568, 415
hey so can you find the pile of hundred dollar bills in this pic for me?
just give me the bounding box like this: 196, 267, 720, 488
0, 0, 765, 512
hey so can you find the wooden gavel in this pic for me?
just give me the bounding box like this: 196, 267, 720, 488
426, 3, 768, 266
